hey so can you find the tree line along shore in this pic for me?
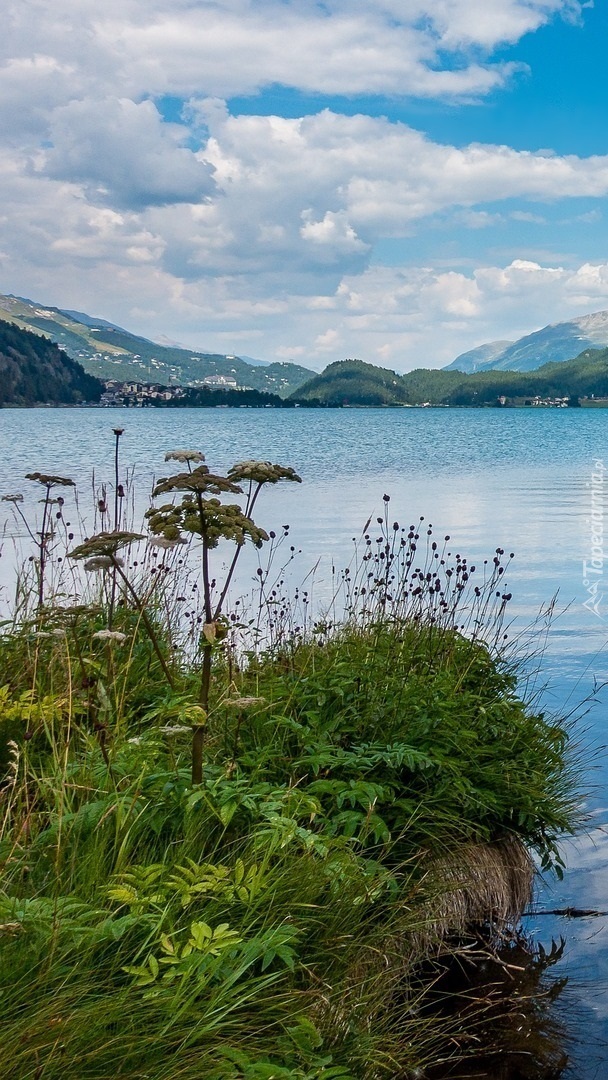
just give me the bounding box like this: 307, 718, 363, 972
4, 319, 608, 409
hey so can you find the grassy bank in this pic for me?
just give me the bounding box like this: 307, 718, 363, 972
0, 445, 579, 1078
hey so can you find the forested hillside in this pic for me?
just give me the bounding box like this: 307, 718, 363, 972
293, 350, 608, 406
0, 322, 102, 406
294, 359, 410, 405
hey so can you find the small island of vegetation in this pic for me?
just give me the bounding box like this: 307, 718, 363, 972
0, 439, 578, 1077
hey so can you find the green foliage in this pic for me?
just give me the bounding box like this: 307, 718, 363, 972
237, 624, 576, 867
162, 385, 314, 408
293, 348, 608, 406
0, 320, 102, 405
294, 359, 410, 406
0, 601, 578, 1076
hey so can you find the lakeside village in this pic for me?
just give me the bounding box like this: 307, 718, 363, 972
100, 375, 237, 406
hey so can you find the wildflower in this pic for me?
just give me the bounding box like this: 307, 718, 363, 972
92, 630, 127, 643
153, 467, 240, 498
1, 494, 23, 503
148, 536, 187, 550
25, 472, 75, 487
228, 461, 302, 485
201, 619, 229, 643
222, 696, 266, 709
147, 498, 268, 549
180, 704, 207, 726
69, 531, 144, 560
164, 450, 205, 463
84, 556, 115, 571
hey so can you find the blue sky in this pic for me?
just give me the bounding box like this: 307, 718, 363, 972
226, 4, 606, 154
2, 1, 608, 370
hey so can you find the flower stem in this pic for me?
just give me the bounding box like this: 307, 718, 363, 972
110, 557, 175, 689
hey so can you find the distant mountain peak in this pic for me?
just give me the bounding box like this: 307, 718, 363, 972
444, 340, 513, 372
151, 333, 190, 349
570, 310, 608, 340
445, 310, 608, 373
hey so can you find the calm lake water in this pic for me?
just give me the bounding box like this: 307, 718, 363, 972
2, 405, 608, 1076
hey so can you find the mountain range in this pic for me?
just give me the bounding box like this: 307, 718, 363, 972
0, 294, 313, 397
6, 313, 608, 409
445, 311, 608, 372
6, 289, 608, 407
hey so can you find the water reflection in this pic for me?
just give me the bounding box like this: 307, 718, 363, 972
423, 934, 570, 1080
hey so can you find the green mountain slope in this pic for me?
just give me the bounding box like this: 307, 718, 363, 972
294, 359, 464, 405
294, 350, 608, 406
434, 347, 608, 404
0, 294, 313, 397
0, 322, 102, 406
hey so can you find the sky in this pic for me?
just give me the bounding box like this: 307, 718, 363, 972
2, 0, 608, 371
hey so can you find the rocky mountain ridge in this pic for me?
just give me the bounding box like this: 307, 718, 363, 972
446, 311, 608, 373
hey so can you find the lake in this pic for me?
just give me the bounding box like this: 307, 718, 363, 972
1, 404, 608, 1076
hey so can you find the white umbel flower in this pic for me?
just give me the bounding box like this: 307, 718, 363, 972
164, 450, 205, 463
148, 536, 187, 549
85, 556, 124, 572
92, 630, 127, 643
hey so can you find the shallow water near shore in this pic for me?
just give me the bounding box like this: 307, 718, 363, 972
2, 405, 608, 1077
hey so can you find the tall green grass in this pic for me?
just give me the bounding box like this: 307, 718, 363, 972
0, 445, 580, 1078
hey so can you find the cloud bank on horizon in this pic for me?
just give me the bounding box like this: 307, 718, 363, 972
2, 0, 608, 370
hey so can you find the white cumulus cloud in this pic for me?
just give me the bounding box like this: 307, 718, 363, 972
0, 0, 604, 376
43, 97, 215, 209
2, 0, 582, 110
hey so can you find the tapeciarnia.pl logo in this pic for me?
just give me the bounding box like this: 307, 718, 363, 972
583, 459, 606, 619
